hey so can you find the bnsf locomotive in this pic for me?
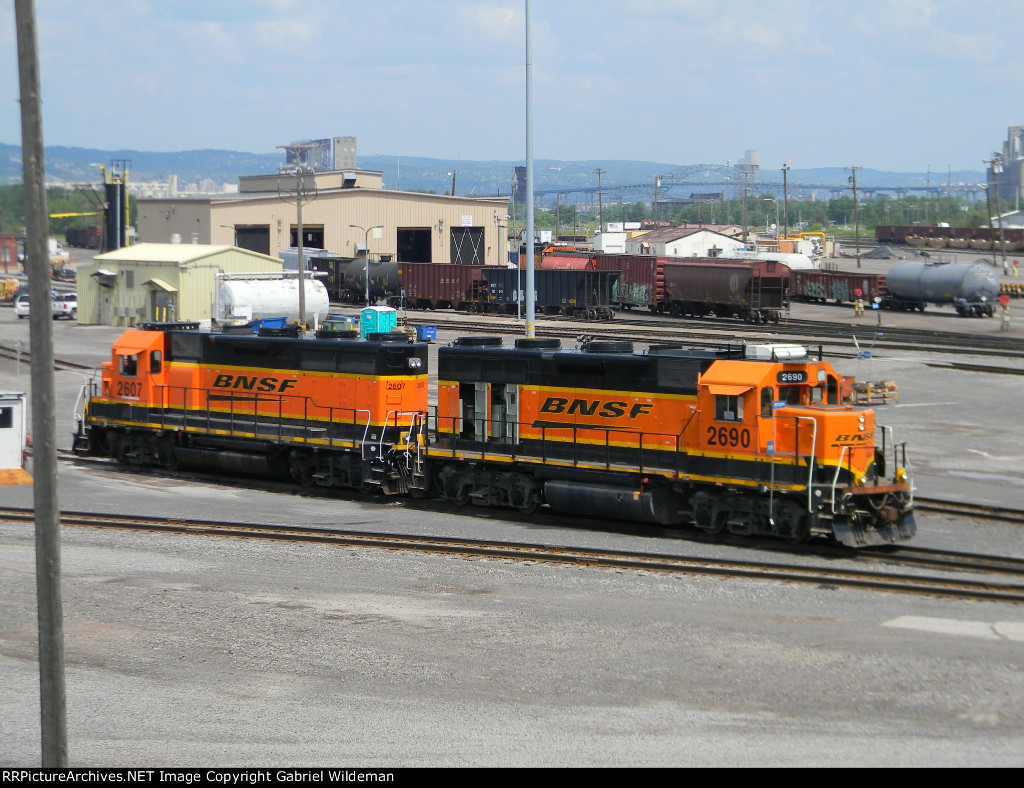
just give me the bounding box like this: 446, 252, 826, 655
73, 326, 916, 548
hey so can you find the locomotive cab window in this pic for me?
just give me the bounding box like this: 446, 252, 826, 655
715, 394, 744, 422
119, 354, 138, 377
150, 350, 162, 374
760, 387, 774, 418
779, 386, 802, 405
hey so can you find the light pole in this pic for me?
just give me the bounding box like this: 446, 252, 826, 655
350, 224, 383, 306
779, 163, 791, 238
219, 224, 238, 247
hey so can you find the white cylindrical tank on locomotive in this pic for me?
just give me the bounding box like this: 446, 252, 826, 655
216, 277, 330, 324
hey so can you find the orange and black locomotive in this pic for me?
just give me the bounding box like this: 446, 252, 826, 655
74, 325, 915, 548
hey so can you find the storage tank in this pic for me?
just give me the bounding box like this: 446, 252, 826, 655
720, 250, 818, 270
343, 258, 401, 301
216, 277, 329, 324
885, 261, 999, 313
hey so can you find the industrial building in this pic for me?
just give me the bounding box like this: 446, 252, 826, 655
624, 226, 747, 257
136, 167, 510, 268
76, 243, 283, 326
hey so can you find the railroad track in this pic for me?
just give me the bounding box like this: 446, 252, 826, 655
388, 311, 1024, 361
914, 497, 1024, 525
0, 341, 93, 372
2, 506, 1023, 605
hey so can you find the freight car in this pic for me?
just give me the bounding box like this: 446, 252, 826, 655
875, 224, 1024, 250
883, 261, 999, 316
478, 268, 619, 319
278, 248, 358, 302
656, 258, 791, 323
791, 270, 888, 305
65, 225, 102, 249
387, 262, 484, 311
72, 326, 916, 548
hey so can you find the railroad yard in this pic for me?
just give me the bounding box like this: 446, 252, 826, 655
2, 249, 1024, 766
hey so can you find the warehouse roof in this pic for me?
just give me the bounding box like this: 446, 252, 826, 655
94, 243, 279, 265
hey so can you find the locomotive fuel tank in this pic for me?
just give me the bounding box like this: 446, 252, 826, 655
885, 261, 999, 307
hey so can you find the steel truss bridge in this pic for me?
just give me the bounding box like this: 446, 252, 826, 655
531, 164, 987, 207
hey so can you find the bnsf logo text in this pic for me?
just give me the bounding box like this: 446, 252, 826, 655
832, 433, 874, 444
540, 397, 653, 419
212, 374, 298, 393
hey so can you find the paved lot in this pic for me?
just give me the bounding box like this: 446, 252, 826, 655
1, 250, 1023, 767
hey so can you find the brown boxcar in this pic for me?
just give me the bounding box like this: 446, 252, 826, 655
392, 262, 486, 310
659, 259, 791, 323
592, 253, 669, 310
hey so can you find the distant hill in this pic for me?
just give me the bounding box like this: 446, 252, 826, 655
0, 142, 984, 194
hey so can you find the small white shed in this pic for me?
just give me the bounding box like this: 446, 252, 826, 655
0, 392, 31, 485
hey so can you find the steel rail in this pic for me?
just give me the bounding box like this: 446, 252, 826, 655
1, 507, 1023, 604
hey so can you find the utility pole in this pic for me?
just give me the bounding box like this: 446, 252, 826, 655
985, 155, 1008, 273
524, 0, 536, 337
847, 166, 862, 269
555, 192, 560, 241
594, 168, 606, 230
925, 165, 930, 223
652, 175, 660, 222
780, 163, 791, 239
741, 170, 750, 245
16, 0, 68, 766
278, 142, 318, 330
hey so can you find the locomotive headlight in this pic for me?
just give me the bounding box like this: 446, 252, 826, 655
896, 468, 908, 482
858, 415, 865, 424
859, 475, 868, 486
407, 357, 423, 370
859, 423, 865, 431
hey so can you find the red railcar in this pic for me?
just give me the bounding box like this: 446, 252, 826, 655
391, 262, 486, 310
538, 251, 597, 270
592, 253, 669, 309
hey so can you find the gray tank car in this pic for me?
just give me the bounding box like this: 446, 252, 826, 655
342, 258, 402, 304
884, 261, 999, 317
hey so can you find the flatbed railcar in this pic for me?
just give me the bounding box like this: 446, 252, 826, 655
73, 325, 916, 549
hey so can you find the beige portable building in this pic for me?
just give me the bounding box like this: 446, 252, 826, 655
77, 243, 283, 326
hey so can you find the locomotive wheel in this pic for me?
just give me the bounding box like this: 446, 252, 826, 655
452, 485, 471, 506
516, 498, 540, 515
783, 515, 810, 544
698, 511, 728, 535
162, 439, 181, 471
291, 455, 316, 487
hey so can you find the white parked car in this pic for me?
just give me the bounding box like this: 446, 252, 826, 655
13, 291, 77, 320
53, 292, 77, 320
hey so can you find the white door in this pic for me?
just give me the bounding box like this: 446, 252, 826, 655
0, 397, 25, 469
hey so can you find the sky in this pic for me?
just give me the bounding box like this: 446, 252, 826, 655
2, 0, 1021, 172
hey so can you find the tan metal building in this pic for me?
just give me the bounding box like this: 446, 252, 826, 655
77, 243, 283, 326
137, 169, 510, 268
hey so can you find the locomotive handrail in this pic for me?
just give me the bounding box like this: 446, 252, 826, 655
790, 416, 818, 512
430, 411, 678, 475
831, 445, 849, 516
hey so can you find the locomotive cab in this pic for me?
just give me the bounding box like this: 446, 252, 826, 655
101, 330, 166, 404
